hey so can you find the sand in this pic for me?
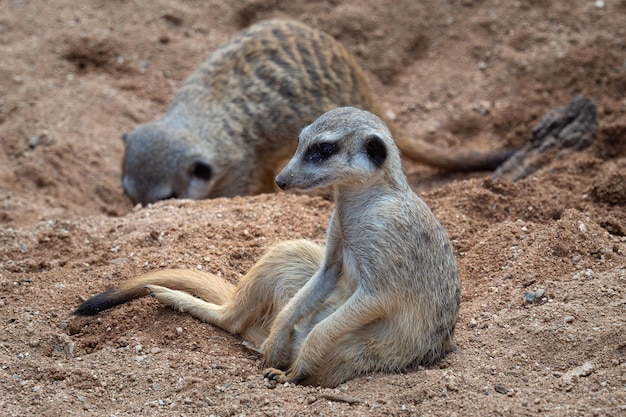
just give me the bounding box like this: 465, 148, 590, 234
0, 0, 624, 415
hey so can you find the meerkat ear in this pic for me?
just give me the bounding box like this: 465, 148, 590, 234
191, 161, 212, 180
365, 135, 387, 168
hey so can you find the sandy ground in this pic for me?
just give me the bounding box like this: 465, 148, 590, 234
0, 0, 625, 415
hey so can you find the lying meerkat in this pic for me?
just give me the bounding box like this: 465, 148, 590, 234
122, 18, 512, 205
75, 107, 461, 388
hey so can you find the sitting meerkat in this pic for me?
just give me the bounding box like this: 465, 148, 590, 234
122, 18, 512, 205
76, 107, 461, 387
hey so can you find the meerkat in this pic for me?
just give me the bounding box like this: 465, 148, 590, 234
122, 18, 513, 205
75, 107, 461, 388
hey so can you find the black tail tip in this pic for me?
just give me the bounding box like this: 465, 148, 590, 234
72, 289, 119, 316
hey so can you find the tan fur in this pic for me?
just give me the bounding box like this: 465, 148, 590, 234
76, 107, 461, 388
122, 18, 513, 205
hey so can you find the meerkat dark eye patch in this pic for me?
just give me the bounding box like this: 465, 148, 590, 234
365, 135, 387, 168
191, 161, 212, 180
304, 142, 339, 163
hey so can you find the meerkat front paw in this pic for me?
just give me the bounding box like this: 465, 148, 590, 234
263, 367, 305, 385
263, 368, 291, 384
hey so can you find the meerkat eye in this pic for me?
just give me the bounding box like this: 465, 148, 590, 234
304, 142, 339, 163
191, 161, 212, 180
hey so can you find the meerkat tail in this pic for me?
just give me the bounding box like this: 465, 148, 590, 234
72, 269, 236, 316
391, 130, 516, 171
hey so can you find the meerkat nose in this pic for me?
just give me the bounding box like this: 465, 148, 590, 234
276, 176, 288, 190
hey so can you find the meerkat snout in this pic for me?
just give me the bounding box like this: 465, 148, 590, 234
275, 175, 289, 191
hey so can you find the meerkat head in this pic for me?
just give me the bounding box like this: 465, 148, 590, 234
122, 123, 214, 205
276, 107, 401, 191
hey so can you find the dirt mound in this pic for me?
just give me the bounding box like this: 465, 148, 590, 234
0, 0, 624, 415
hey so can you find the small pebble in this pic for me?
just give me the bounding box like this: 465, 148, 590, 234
446, 377, 458, 391
564, 316, 575, 324
28, 135, 41, 148
494, 383, 509, 394
525, 291, 536, 303
561, 361, 594, 386
535, 288, 545, 298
